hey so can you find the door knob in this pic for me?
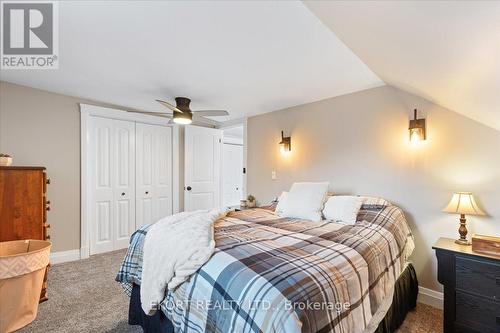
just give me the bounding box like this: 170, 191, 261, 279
121, 192, 125, 196
186, 186, 192, 191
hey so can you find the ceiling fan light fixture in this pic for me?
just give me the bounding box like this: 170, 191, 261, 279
173, 111, 192, 125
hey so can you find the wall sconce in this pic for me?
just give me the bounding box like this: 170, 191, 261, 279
409, 108, 426, 143
279, 131, 291, 154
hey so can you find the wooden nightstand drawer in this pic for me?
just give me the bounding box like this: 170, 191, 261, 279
456, 255, 500, 300
456, 291, 500, 333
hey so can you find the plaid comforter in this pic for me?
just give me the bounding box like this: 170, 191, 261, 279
116, 205, 414, 333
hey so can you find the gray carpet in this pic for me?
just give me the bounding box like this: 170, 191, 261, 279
19, 250, 442, 333
19, 249, 140, 333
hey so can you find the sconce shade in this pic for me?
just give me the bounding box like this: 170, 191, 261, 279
409, 109, 426, 142
279, 131, 291, 153
410, 127, 424, 143
443, 192, 485, 216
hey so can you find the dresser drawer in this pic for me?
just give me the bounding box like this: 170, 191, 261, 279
456, 255, 500, 300
456, 291, 500, 333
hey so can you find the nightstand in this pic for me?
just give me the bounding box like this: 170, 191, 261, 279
433, 237, 500, 333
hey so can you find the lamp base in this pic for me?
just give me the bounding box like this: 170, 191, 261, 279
455, 238, 471, 246
455, 214, 471, 246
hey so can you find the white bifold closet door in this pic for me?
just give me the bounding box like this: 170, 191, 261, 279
90, 117, 135, 255
136, 123, 173, 228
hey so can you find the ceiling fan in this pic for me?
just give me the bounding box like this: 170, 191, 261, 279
130, 97, 229, 127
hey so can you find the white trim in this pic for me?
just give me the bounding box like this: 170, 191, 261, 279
242, 118, 248, 199
219, 118, 248, 199
79, 103, 180, 258
418, 286, 443, 309
51, 249, 81, 265
80, 107, 90, 259
222, 136, 243, 145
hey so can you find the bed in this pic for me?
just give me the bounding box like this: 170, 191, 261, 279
116, 203, 416, 333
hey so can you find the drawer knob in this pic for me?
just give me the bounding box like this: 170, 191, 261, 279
44, 223, 50, 228
46, 200, 51, 205
46, 178, 51, 185
46, 205, 51, 211
46, 235, 51, 240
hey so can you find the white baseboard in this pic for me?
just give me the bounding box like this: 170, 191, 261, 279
418, 286, 443, 309
80, 246, 90, 260
50, 249, 81, 265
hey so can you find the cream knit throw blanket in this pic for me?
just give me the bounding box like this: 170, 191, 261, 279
141, 209, 227, 315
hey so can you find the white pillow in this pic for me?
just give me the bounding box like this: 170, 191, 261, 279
281, 182, 329, 222
275, 191, 288, 214
323, 196, 364, 225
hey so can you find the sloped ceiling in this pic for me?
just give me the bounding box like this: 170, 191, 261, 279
0, 1, 382, 121
304, 1, 500, 130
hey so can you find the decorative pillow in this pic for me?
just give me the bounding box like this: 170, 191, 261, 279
275, 191, 288, 214
323, 196, 364, 225
281, 182, 329, 222
360, 196, 390, 206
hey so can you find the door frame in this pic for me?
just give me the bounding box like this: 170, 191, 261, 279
80, 103, 180, 259
219, 118, 247, 203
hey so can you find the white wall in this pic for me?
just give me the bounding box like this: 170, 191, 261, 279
247, 85, 500, 292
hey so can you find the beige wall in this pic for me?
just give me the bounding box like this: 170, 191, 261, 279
0, 81, 185, 252
247, 85, 500, 291
1, 81, 82, 251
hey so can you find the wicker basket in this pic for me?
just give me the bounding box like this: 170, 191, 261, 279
0, 240, 51, 333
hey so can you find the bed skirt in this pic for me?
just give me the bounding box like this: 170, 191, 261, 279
128, 263, 418, 333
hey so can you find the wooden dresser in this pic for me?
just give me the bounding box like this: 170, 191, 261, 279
0, 166, 51, 301
433, 237, 500, 333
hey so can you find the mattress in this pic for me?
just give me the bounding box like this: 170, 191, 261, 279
117, 205, 414, 333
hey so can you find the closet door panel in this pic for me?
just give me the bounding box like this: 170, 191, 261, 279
136, 123, 155, 228
155, 126, 173, 220
91, 117, 115, 255
114, 120, 136, 249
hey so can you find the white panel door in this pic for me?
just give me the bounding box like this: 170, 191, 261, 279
222, 144, 243, 207
113, 120, 136, 249
185, 126, 222, 211
90, 117, 115, 255
136, 123, 173, 227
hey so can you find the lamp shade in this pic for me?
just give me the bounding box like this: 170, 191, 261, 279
443, 192, 485, 215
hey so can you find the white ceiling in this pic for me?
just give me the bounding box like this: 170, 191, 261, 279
304, 1, 500, 130
0, 1, 382, 121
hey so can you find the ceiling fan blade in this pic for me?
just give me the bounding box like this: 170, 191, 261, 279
128, 110, 173, 117
156, 99, 183, 113
192, 110, 229, 116
193, 114, 221, 127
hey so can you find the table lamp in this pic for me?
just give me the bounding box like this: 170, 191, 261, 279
443, 192, 485, 245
